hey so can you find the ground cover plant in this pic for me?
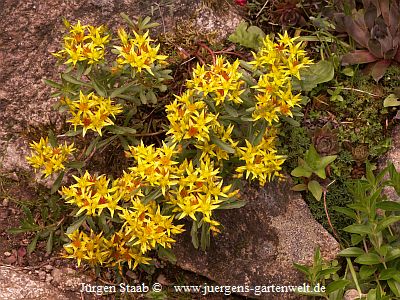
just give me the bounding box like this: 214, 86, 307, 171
5, 0, 400, 299
22, 14, 312, 275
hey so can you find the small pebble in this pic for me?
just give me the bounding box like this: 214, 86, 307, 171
45, 273, 53, 283
44, 264, 53, 271
2, 198, 9, 206
4, 251, 11, 257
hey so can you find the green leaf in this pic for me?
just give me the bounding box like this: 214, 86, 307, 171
333, 206, 358, 220
338, 247, 365, 257
64, 161, 84, 169
200, 222, 210, 251
228, 21, 265, 50
223, 102, 239, 117
61, 73, 91, 87
291, 166, 312, 178
66, 214, 86, 234
85, 136, 101, 156
43, 79, 63, 89
191, 220, 199, 249
51, 171, 65, 194
92, 80, 107, 97
210, 135, 235, 154
314, 168, 327, 179
107, 125, 137, 135
110, 82, 137, 98
377, 216, 400, 232
46, 231, 54, 255
388, 279, 400, 297
383, 94, 400, 107
355, 253, 381, 264
326, 280, 350, 294
48, 129, 57, 147
385, 248, 400, 262
359, 265, 377, 279
379, 268, 398, 280
343, 224, 371, 235
64, 128, 83, 136
158, 246, 177, 264
217, 199, 247, 209
376, 201, 400, 211
27, 234, 39, 255
342, 67, 354, 77
319, 155, 337, 168
291, 184, 308, 191
292, 60, 335, 91
308, 180, 323, 201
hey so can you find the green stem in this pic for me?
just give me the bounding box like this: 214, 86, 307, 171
346, 257, 362, 298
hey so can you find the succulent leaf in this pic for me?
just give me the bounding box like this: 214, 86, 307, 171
371, 59, 392, 81
342, 50, 378, 65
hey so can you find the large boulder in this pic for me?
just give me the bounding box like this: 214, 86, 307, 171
0, 0, 242, 178
173, 179, 340, 299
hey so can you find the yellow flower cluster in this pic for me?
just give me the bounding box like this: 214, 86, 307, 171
60, 171, 122, 217
52, 20, 110, 65
235, 131, 285, 185
114, 28, 168, 75
250, 32, 312, 124
119, 199, 184, 254
61, 170, 185, 269
26, 137, 75, 178
124, 142, 237, 229
166, 158, 238, 230
166, 90, 220, 143
186, 56, 244, 105
65, 91, 123, 136
64, 229, 152, 269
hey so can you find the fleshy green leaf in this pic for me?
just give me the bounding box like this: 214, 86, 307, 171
291, 166, 312, 178
228, 22, 265, 50
308, 180, 323, 201
383, 93, 400, 107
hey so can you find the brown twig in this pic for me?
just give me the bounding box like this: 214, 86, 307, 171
198, 42, 216, 65
323, 188, 340, 241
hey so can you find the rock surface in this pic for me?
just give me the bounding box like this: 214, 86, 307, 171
0, 265, 76, 300
0, 0, 242, 178
173, 179, 340, 299
380, 124, 400, 201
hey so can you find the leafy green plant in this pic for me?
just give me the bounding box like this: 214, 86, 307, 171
335, 162, 400, 298
294, 247, 349, 299
291, 144, 337, 201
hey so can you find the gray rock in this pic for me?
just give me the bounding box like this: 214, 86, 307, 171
0, 265, 75, 300
172, 179, 340, 299
379, 125, 400, 201
0, 0, 242, 178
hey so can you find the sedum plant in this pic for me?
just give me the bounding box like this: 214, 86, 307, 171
334, 0, 400, 81
291, 145, 337, 201
25, 19, 313, 271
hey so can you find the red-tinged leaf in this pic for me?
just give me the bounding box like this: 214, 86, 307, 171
344, 14, 369, 48
378, 0, 390, 25
389, 1, 400, 36
341, 50, 378, 66
394, 48, 400, 63
371, 59, 391, 82
17, 246, 27, 258
368, 39, 383, 58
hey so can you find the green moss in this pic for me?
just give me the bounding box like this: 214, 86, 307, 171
304, 179, 353, 244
